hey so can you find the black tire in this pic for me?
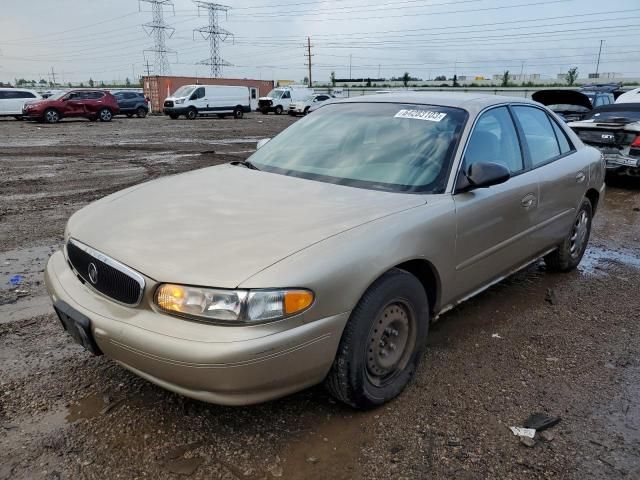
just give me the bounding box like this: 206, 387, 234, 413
14, 115, 24, 121
274, 105, 283, 115
126, 113, 134, 118
288, 110, 295, 116
186, 108, 197, 120
234, 107, 243, 119
43, 108, 60, 124
325, 268, 429, 409
98, 108, 113, 122
304, 106, 310, 115
136, 107, 147, 118
169, 114, 179, 120
260, 108, 269, 115
544, 198, 593, 272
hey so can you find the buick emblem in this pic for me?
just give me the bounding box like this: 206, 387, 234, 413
88, 263, 98, 284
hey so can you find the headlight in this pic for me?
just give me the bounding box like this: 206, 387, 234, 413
175, 98, 185, 104
155, 284, 314, 324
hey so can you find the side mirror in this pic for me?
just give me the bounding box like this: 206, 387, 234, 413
456, 162, 510, 192
256, 138, 271, 150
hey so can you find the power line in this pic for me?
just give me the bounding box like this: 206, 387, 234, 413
193, 1, 232, 78
140, 0, 176, 75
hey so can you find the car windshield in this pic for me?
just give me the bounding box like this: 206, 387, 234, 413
248, 102, 467, 193
267, 89, 283, 99
173, 86, 194, 97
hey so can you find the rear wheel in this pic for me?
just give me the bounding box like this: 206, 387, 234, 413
274, 105, 283, 115
98, 108, 113, 122
136, 107, 147, 118
43, 109, 60, 124
325, 269, 429, 408
186, 108, 197, 120
126, 113, 134, 118
169, 114, 179, 120
544, 198, 593, 272
233, 107, 243, 119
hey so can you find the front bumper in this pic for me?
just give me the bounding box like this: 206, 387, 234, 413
163, 106, 189, 116
44, 250, 349, 405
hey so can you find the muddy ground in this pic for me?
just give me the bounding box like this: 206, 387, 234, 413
1, 114, 639, 480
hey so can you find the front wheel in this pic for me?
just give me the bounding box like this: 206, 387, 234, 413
544, 198, 593, 272
98, 108, 113, 122
260, 108, 269, 115
186, 108, 197, 120
274, 105, 283, 115
43, 109, 60, 124
136, 107, 147, 118
325, 269, 429, 409
169, 114, 179, 120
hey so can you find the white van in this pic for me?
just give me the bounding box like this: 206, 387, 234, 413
258, 86, 314, 115
0, 88, 42, 119
163, 85, 251, 120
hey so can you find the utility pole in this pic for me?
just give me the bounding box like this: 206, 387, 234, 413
50, 67, 56, 86
349, 54, 352, 80
378, 64, 381, 79
145, 59, 152, 76
140, 0, 175, 75
305, 36, 313, 87
193, 1, 232, 78
595, 39, 604, 78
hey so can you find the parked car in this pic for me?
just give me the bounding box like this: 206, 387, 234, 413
615, 87, 640, 104
163, 85, 251, 120
45, 93, 604, 408
40, 89, 65, 99
258, 86, 313, 115
532, 89, 594, 122
113, 91, 148, 118
288, 93, 334, 116
22, 90, 119, 123
568, 103, 640, 177
0, 88, 41, 120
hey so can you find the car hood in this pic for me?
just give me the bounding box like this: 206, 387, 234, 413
532, 90, 593, 110
67, 165, 426, 288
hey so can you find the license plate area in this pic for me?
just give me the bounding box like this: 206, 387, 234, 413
53, 300, 103, 355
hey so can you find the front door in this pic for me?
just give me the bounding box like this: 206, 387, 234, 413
453, 106, 539, 299
62, 92, 86, 117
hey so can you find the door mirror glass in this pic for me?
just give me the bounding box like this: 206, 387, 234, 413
256, 138, 271, 150
457, 162, 510, 192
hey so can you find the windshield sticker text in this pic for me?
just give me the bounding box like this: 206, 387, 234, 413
394, 109, 447, 122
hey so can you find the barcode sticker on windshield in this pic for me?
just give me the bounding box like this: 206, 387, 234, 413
394, 109, 447, 122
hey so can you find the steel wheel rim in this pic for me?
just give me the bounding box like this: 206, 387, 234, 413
569, 209, 588, 258
365, 300, 417, 387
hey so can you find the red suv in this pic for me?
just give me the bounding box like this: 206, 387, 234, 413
22, 90, 120, 124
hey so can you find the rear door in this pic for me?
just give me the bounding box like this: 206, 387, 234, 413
453, 105, 539, 298
250, 87, 258, 110
511, 105, 586, 253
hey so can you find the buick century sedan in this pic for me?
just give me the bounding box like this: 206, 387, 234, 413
45, 93, 605, 408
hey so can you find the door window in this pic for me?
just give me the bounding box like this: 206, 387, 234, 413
282, 91, 291, 99
464, 106, 524, 173
191, 87, 205, 100
251, 89, 257, 99
549, 117, 573, 154
512, 106, 561, 167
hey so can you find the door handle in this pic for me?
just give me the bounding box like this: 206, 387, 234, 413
521, 193, 536, 208
575, 171, 586, 183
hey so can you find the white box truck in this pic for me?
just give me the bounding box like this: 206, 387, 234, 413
258, 85, 314, 115
163, 85, 251, 120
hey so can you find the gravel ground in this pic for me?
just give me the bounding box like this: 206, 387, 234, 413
1, 114, 639, 480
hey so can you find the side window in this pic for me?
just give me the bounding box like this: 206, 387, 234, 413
196, 87, 205, 99
464, 106, 524, 173
0, 91, 8, 99
282, 91, 291, 99
512, 106, 561, 167
251, 89, 257, 99
549, 117, 573, 154
17, 91, 35, 98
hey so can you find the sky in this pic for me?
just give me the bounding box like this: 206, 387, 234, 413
1, 0, 640, 84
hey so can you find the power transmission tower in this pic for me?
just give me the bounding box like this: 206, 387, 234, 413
140, 0, 175, 75
305, 37, 314, 87
193, 1, 232, 78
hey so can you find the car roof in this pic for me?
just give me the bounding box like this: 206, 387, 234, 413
335, 91, 538, 113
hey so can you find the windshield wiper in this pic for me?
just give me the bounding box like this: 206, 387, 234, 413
230, 160, 260, 171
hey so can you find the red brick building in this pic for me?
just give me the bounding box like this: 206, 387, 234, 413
142, 76, 274, 113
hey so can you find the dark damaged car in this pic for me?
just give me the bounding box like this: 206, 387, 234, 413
532, 90, 594, 122
568, 103, 640, 177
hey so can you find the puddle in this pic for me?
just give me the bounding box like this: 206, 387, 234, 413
579, 246, 640, 276
280, 412, 369, 479
66, 393, 108, 423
